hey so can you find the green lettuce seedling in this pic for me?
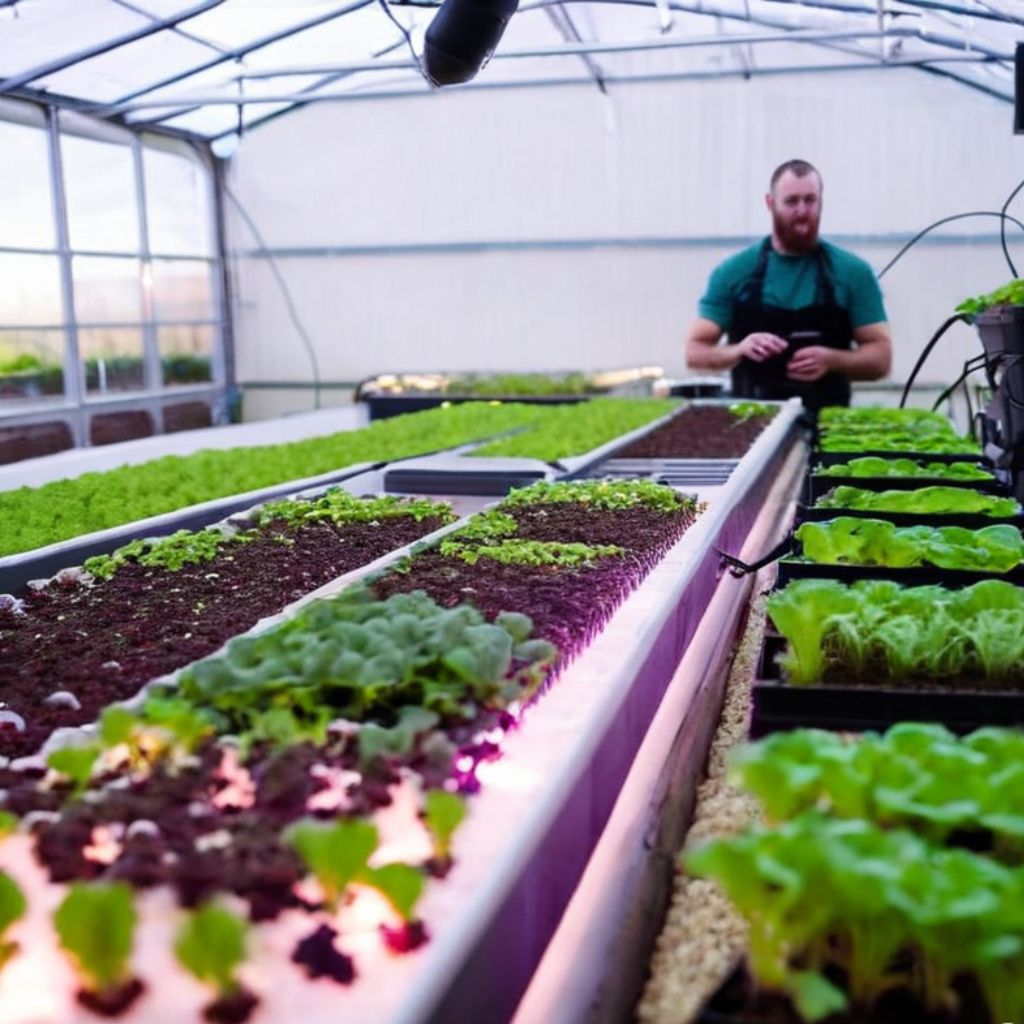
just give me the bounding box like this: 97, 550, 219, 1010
423, 789, 468, 865
765, 579, 854, 685
54, 882, 137, 999
175, 903, 250, 1000
0, 871, 26, 972
286, 818, 427, 922
285, 819, 378, 913
0, 812, 17, 839
47, 745, 101, 796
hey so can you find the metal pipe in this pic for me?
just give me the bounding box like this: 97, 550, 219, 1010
115, 52, 1006, 113
91, 0, 377, 115
0, 0, 227, 94
232, 25, 923, 79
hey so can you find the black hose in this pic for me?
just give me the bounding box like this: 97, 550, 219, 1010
899, 314, 967, 409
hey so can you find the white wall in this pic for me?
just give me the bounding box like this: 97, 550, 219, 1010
225, 66, 1024, 406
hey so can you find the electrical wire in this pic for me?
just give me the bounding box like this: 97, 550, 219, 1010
898, 313, 966, 408
222, 182, 324, 410
375, 0, 430, 82
930, 352, 986, 411
876, 209, 1024, 279
1000, 173, 1024, 278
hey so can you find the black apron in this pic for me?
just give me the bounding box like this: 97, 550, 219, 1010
728, 237, 853, 411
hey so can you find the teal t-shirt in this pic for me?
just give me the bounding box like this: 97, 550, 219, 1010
697, 239, 887, 333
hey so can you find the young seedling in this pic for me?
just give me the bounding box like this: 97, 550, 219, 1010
175, 902, 258, 1023
54, 882, 143, 1014
284, 818, 378, 913
0, 871, 26, 973
47, 744, 102, 797
422, 789, 468, 870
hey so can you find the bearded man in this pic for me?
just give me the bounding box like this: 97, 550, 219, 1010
684, 158, 892, 410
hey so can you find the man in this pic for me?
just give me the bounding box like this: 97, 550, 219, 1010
684, 159, 892, 410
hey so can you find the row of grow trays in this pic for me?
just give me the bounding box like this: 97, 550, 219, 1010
0, 398, 674, 593
754, 406, 1024, 737
663, 406, 1024, 1024
384, 399, 787, 496
0, 402, 805, 1023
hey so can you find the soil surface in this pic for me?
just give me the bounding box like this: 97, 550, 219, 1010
0, 515, 447, 758
615, 406, 776, 459
371, 503, 697, 663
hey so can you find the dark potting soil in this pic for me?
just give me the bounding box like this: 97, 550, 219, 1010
0, 515, 448, 759
701, 962, 990, 1024
371, 502, 697, 661
2, 737, 408, 919
614, 405, 775, 459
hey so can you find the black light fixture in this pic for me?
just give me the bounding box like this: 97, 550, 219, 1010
423, 0, 520, 86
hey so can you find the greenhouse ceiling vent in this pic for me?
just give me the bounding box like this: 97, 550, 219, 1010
423, 0, 519, 85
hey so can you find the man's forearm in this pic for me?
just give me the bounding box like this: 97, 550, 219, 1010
686, 340, 743, 372
828, 344, 889, 381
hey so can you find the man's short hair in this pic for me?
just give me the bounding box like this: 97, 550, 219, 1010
770, 159, 821, 193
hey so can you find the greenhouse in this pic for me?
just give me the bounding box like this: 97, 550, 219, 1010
0, 1, 1023, 1022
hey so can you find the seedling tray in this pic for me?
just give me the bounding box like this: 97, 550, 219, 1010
795, 503, 1024, 531
805, 470, 1004, 501
0, 461, 381, 595
751, 630, 1024, 737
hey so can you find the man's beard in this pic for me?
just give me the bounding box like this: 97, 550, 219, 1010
773, 212, 820, 254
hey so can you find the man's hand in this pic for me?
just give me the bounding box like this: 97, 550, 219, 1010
786, 345, 835, 382
739, 332, 788, 362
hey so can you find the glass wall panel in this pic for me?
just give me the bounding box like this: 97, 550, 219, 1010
158, 325, 214, 386
0, 120, 55, 249
62, 135, 140, 253
151, 259, 214, 320
79, 327, 145, 395
0, 253, 64, 325
0, 329, 66, 403
144, 148, 214, 256
72, 256, 142, 323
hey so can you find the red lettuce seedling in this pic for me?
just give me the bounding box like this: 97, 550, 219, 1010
175, 902, 259, 1023
0, 871, 26, 973
54, 882, 143, 1014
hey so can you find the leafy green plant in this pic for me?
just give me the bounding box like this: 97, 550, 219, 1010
470, 398, 675, 460
423, 789, 468, 865
818, 457, 993, 481
768, 578, 1024, 686
687, 813, 1024, 1024
0, 812, 18, 839
285, 818, 425, 921
0, 402, 541, 558
815, 485, 1017, 518
174, 903, 250, 1000
54, 882, 137, 999
502, 477, 689, 513
795, 517, 1024, 572
84, 528, 245, 580
256, 490, 454, 529
440, 537, 623, 567
956, 278, 1024, 318
0, 871, 26, 973
47, 744, 102, 796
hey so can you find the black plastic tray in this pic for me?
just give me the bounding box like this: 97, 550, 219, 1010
751, 630, 1024, 737
795, 503, 1024, 531
776, 558, 1024, 589
383, 466, 550, 496
805, 471, 1004, 501
815, 448, 989, 467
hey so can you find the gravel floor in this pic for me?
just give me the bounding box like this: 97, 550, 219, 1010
635, 573, 775, 1024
